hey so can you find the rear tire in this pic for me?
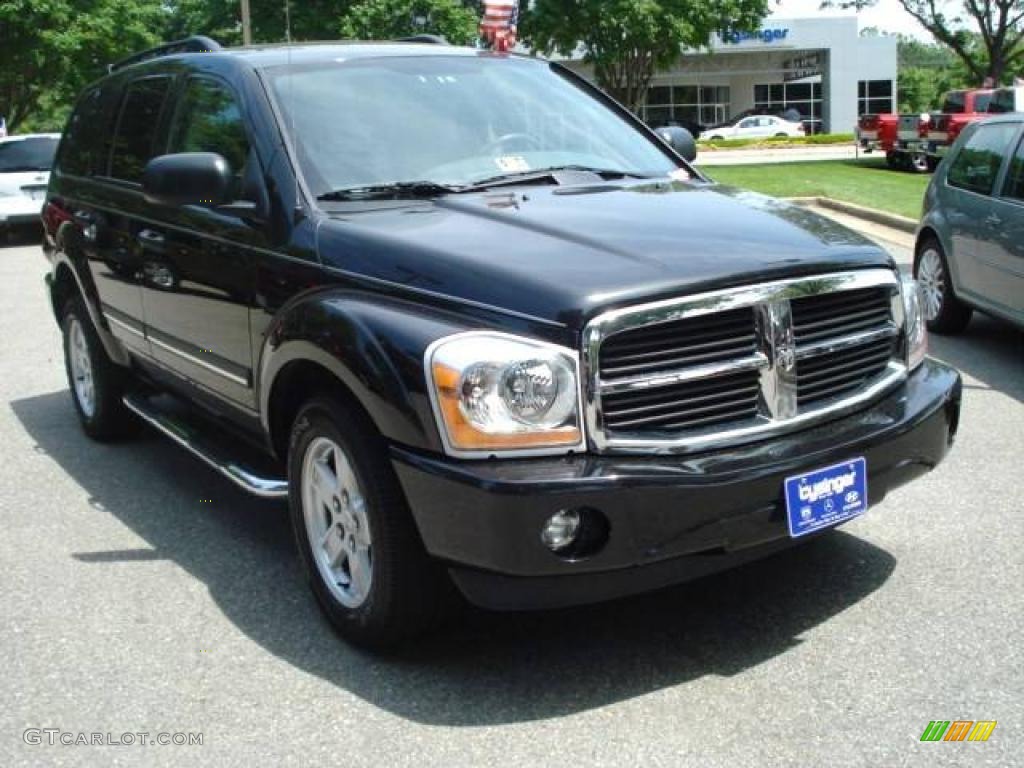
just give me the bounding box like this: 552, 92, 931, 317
909, 153, 929, 173
287, 395, 453, 649
61, 296, 134, 440
914, 237, 972, 334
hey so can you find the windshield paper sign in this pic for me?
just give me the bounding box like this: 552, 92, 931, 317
784, 457, 868, 538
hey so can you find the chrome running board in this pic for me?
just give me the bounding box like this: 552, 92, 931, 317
123, 392, 289, 499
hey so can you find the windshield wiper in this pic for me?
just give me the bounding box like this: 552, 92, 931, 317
465, 165, 653, 191
317, 181, 462, 201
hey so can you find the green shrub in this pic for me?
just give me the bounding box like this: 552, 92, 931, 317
697, 134, 855, 150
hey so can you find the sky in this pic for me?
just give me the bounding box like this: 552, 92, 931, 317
772, 0, 933, 40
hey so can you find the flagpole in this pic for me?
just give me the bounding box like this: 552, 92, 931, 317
241, 0, 252, 46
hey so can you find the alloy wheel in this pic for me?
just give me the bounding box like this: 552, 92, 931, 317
301, 436, 373, 608
68, 317, 96, 417
917, 247, 945, 322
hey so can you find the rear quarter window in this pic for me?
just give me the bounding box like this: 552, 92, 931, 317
108, 77, 172, 183
56, 88, 111, 177
947, 122, 1019, 196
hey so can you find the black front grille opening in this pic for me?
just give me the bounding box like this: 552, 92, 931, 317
790, 287, 894, 344
601, 370, 761, 433
599, 307, 757, 380
796, 337, 896, 407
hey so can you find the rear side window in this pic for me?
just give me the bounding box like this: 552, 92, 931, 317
947, 123, 1018, 196
108, 77, 171, 183
1002, 135, 1024, 202
57, 88, 109, 176
167, 78, 250, 197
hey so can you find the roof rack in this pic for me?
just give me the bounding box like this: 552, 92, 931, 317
396, 34, 448, 45
109, 36, 222, 73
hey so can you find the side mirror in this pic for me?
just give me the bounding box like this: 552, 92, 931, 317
142, 152, 232, 207
655, 125, 697, 163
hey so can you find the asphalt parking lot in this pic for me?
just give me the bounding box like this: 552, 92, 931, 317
1, 226, 1021, 767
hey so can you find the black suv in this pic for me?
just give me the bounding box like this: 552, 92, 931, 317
43, 37, 962, 648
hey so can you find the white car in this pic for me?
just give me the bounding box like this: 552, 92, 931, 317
702, 115, 806, 141
0, 133, 60, 237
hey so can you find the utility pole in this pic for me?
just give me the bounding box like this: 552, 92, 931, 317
241, 0, 252, 46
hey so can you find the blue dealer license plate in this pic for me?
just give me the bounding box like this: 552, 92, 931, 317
784, 457, 868, 538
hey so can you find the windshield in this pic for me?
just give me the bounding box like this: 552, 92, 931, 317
267, 55, 678, 197
0, 137, 58, 173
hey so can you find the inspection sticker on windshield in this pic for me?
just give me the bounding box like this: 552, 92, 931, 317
494, 155, 530, 172
784, 457, 868, 538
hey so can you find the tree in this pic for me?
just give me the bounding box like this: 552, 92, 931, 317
896, 35, 970, 111
164, 1, 356, 45
522, 0, 771, 112
340, 0, 479, 44
828, 1, 1024, 85
0, 0, 164, 131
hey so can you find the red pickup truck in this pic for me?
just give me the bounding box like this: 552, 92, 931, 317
925, 89, 995, 152
858, 88, 993, 172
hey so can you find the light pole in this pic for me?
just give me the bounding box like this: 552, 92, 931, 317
241, 0, 252, 46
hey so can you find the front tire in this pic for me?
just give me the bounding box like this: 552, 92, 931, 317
287, 395, 452, 648
914, 237, 972, 334
61, 297, 133, 440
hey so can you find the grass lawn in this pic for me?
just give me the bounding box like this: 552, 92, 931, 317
704, 158, 929, 219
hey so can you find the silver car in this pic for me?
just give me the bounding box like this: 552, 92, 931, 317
916, 114, 1024, 333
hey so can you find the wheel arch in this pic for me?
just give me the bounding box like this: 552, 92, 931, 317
257, 292, 469, 461
48, 223, 130, 367
914, 222, 964, 295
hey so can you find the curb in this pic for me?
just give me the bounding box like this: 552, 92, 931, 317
788, 196, 917, 234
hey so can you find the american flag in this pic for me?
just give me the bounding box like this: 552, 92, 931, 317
480, 0, 519, 53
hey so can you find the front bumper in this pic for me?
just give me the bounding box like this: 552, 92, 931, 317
392, 360, 961, 610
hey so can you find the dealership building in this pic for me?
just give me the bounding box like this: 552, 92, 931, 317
564, 17, 898, 134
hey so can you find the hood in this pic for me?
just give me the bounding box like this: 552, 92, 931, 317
316, 179, 894, 330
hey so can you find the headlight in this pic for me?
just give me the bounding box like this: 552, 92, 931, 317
900, 274, 928, 371
426, 332, 584, 456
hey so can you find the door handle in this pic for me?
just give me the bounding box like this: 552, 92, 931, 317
137, 228, 166, 251
985, 213, 1003, 227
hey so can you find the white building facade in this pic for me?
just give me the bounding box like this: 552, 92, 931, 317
564, 17, 898, 134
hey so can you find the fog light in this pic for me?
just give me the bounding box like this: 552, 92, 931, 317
541, 509, 581, 552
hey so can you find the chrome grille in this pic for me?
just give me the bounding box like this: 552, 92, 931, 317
583, 270, 907, 454
791, 287, 895, 344
599, 307, 757, 380
601, 370, 760, 432
797, 335, 897, 406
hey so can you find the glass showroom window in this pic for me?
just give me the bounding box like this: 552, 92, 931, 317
754, 81, 823, 132
858, 80, 894, 115
641, 85, 730, 127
